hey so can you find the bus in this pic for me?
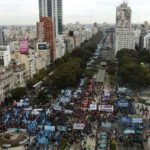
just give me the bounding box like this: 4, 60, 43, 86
33, 81, 43, 90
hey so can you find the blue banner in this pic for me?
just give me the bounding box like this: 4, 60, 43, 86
58, 126, 66, 131
120, 117, 131, 123
118, 100, 129, 107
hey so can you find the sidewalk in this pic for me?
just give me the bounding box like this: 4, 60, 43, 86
134, 103, 150, 119
6, 146, 24, 150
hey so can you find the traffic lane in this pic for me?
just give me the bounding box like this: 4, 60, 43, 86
117, 143, 143, 150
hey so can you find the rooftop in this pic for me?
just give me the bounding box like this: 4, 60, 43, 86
95, 69, 105, 83
0, 46, 7, 51
120, 2, 128, 8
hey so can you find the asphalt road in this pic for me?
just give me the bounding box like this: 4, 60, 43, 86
118, 143, 144, 150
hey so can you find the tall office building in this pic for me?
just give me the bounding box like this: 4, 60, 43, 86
0, 28, 5, 45
57, 0, 63, 34
37, 22, 45, 41
39, 0, 48, 17
115, 2, 135, 54
37, 17, 55, 62
39, 0, 63, 36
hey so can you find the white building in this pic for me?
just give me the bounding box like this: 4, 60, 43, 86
37, 42, 51, 67
13, 61, 28, 88
115, 2, 135, 54
0, 46, 11, 67
55, 35, 66, 59
9, 41, 19, 52
74, 31, 81, 47
144, 33, 150, 51
0, 65, 14, 102
59, 22, 95, 57
63, 35, 75, 53
133, 30, 141, 47
26, 50, 36, 77
84, 29, 93, 40
12, 50, 36, 77
35, 53, 46, 71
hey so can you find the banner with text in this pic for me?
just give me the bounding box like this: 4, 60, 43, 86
89, 104, 97, 110
73, 124, 84, 130
98, 105, 114, 112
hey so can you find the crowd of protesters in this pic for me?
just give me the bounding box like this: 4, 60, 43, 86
0, 75, 116, 150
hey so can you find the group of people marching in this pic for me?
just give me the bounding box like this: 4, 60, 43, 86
0, 76, 118, 150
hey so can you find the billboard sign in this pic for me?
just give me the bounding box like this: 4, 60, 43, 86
20, 40, 29, 53
98, 105, 114, 112
37, 43, 47, 51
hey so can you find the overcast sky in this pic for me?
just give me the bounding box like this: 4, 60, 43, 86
0, 0, 150, 25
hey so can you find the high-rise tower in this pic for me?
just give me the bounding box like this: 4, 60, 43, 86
37, 17, 55, 62
115, 2, 135, 54
0, 28, 5, 45
57, 0, 62, 34
39, 0, 48, 18
39, 0, 62, 37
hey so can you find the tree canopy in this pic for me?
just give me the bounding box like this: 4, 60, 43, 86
47, 58, 84, 90
10, 87, 27, 101
117, 48, 150, 88
45, 31, 104, 93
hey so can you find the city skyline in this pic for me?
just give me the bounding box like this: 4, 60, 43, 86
0, 0, 150, 25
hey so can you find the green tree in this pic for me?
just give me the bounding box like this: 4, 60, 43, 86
109, 75, 115, 86
117, 49, 138, 60
108, 61, 116, 75
145, 73, 150, 85
54, 52, 71, 66
140, 56, 150, 63
116, 48, 150, 88
44, 31, 104, 97
32, 90, 49, 104
10, 87, 27, 101
119, 63, 147, 88
47, 58, 84, 90
86, 69, 94, 79
139, 49, 149, 57
119, 56, 138, 67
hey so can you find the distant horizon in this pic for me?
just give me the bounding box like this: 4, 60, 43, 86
0, 0, 150, 25
1, 22, 148, 26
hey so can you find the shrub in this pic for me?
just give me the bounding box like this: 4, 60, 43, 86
60, 139, 67, 150
111, 139, 116, 150
138, 98, 146, 104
